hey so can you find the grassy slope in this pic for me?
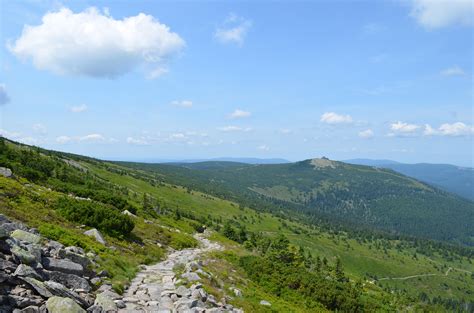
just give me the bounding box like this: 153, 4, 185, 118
117, 159, 474, 246
86, 161, 474, 303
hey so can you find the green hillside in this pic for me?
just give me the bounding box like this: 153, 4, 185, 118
1, 138, 473, 311
117, 158, 474, 246
346, 159, 474, 201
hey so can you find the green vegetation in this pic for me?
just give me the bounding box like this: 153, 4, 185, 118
1, 138, 473, 311
118, 158, 474, 246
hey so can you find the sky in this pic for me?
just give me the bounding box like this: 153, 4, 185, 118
0, 0, 472, 166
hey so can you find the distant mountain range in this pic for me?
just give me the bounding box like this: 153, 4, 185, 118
109, 157, 291, 165
345, 159, 474, 201
118, 158, 474, 246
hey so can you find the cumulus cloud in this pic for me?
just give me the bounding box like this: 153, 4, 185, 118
439, 122, 474, 136
410, 0, 473, 29
79, 134, 105, 142
70, 104, 88, 113
320, 112, 353, 124
279, 128, 292, 134
171, 100, 193, 108
0, 84, 10, 105
9, 7, 185, 79
215, 14, 252, 46
257, 144, 270, 151
440, 66, 466, 76
390, 121, 421, 134
126, 136, 150, 145
358, 129, 374, 138
218, 126, 253, 132
229, 109, 251, 119
56, 135, 72, 144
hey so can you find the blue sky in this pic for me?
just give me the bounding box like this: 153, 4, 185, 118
0, 0, 472, 166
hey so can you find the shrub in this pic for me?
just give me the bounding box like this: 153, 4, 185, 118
55, 197, 134, 238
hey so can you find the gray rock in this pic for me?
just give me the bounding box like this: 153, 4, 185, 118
26, 245, 42, 264
83, 229, 105, 245
86, 305, 102, 313
181, 272, 200, 282
176, 285, 191, 297
46, 296, 85, 313
114, 299, 126, 309
0, 167, 12, 178
20, 277, 54, 298
0, 258, 16, 271
0, 227, 8, 239
231, 287, 242, 297
260, 300, 271, 306
45, 271, 91, 292
44, 280, 88, 308
57, 249, 91, 272
18, 305, 40, 313
94, 292, 117, 312
13, 264, 43, 280
121, 210, 136, 218
11, 230, 41, 245
42, 257, 83, 275
11, 245, 36, 265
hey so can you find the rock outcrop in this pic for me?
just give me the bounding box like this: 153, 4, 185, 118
0, 214, 112, 312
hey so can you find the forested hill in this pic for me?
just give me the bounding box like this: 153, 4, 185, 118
345, 159, 474, 201
118, 158, 474, 246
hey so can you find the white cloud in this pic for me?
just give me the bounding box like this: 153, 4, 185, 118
410, 0, 473, 29
0, 129, 21, 139
390, 121, 421, 134
171, 100, 193, 108
79, 134, 105, 142
126, 136, 150, 145
70, 104, 88, 113
170, 133, 186, 140
257, 144, 270, 151
218, 126, 252, 132
56, 135, 72, 144
229, 109, 251, 119
9, 7, 185, 79
0, 84, 10, 105
423, 124, 437, 136
358, 129, 374, 138
440, 66, 466, 76
215, 14, 252, 46
438, 122, 474, 136
320, 112, 353, 124
32, 123, 47, 135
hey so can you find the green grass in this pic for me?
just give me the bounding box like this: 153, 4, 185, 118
82, 161, 474, 303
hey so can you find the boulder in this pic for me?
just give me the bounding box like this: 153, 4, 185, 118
0, 258, 16, 271
44, 281, 88, 308
20, 277, 53, 298
83, 229, 105, 245
122, 210, 136, 218
176, 285, 191, 297
10, 230, 41, 245
17, 305, 41, 313
0, 167, 12, 178
57, 249, 91, 271
260, 300, 271, 306
13, 264, 43, 280
45, 271, 91, 292
11, 245, 36, 265
0, 227, 8, 239
46, 296, 85, 313
94, 292, 117, 312
42, 257, 83, 276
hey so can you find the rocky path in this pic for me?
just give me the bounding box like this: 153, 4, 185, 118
119, 231, 242, 313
